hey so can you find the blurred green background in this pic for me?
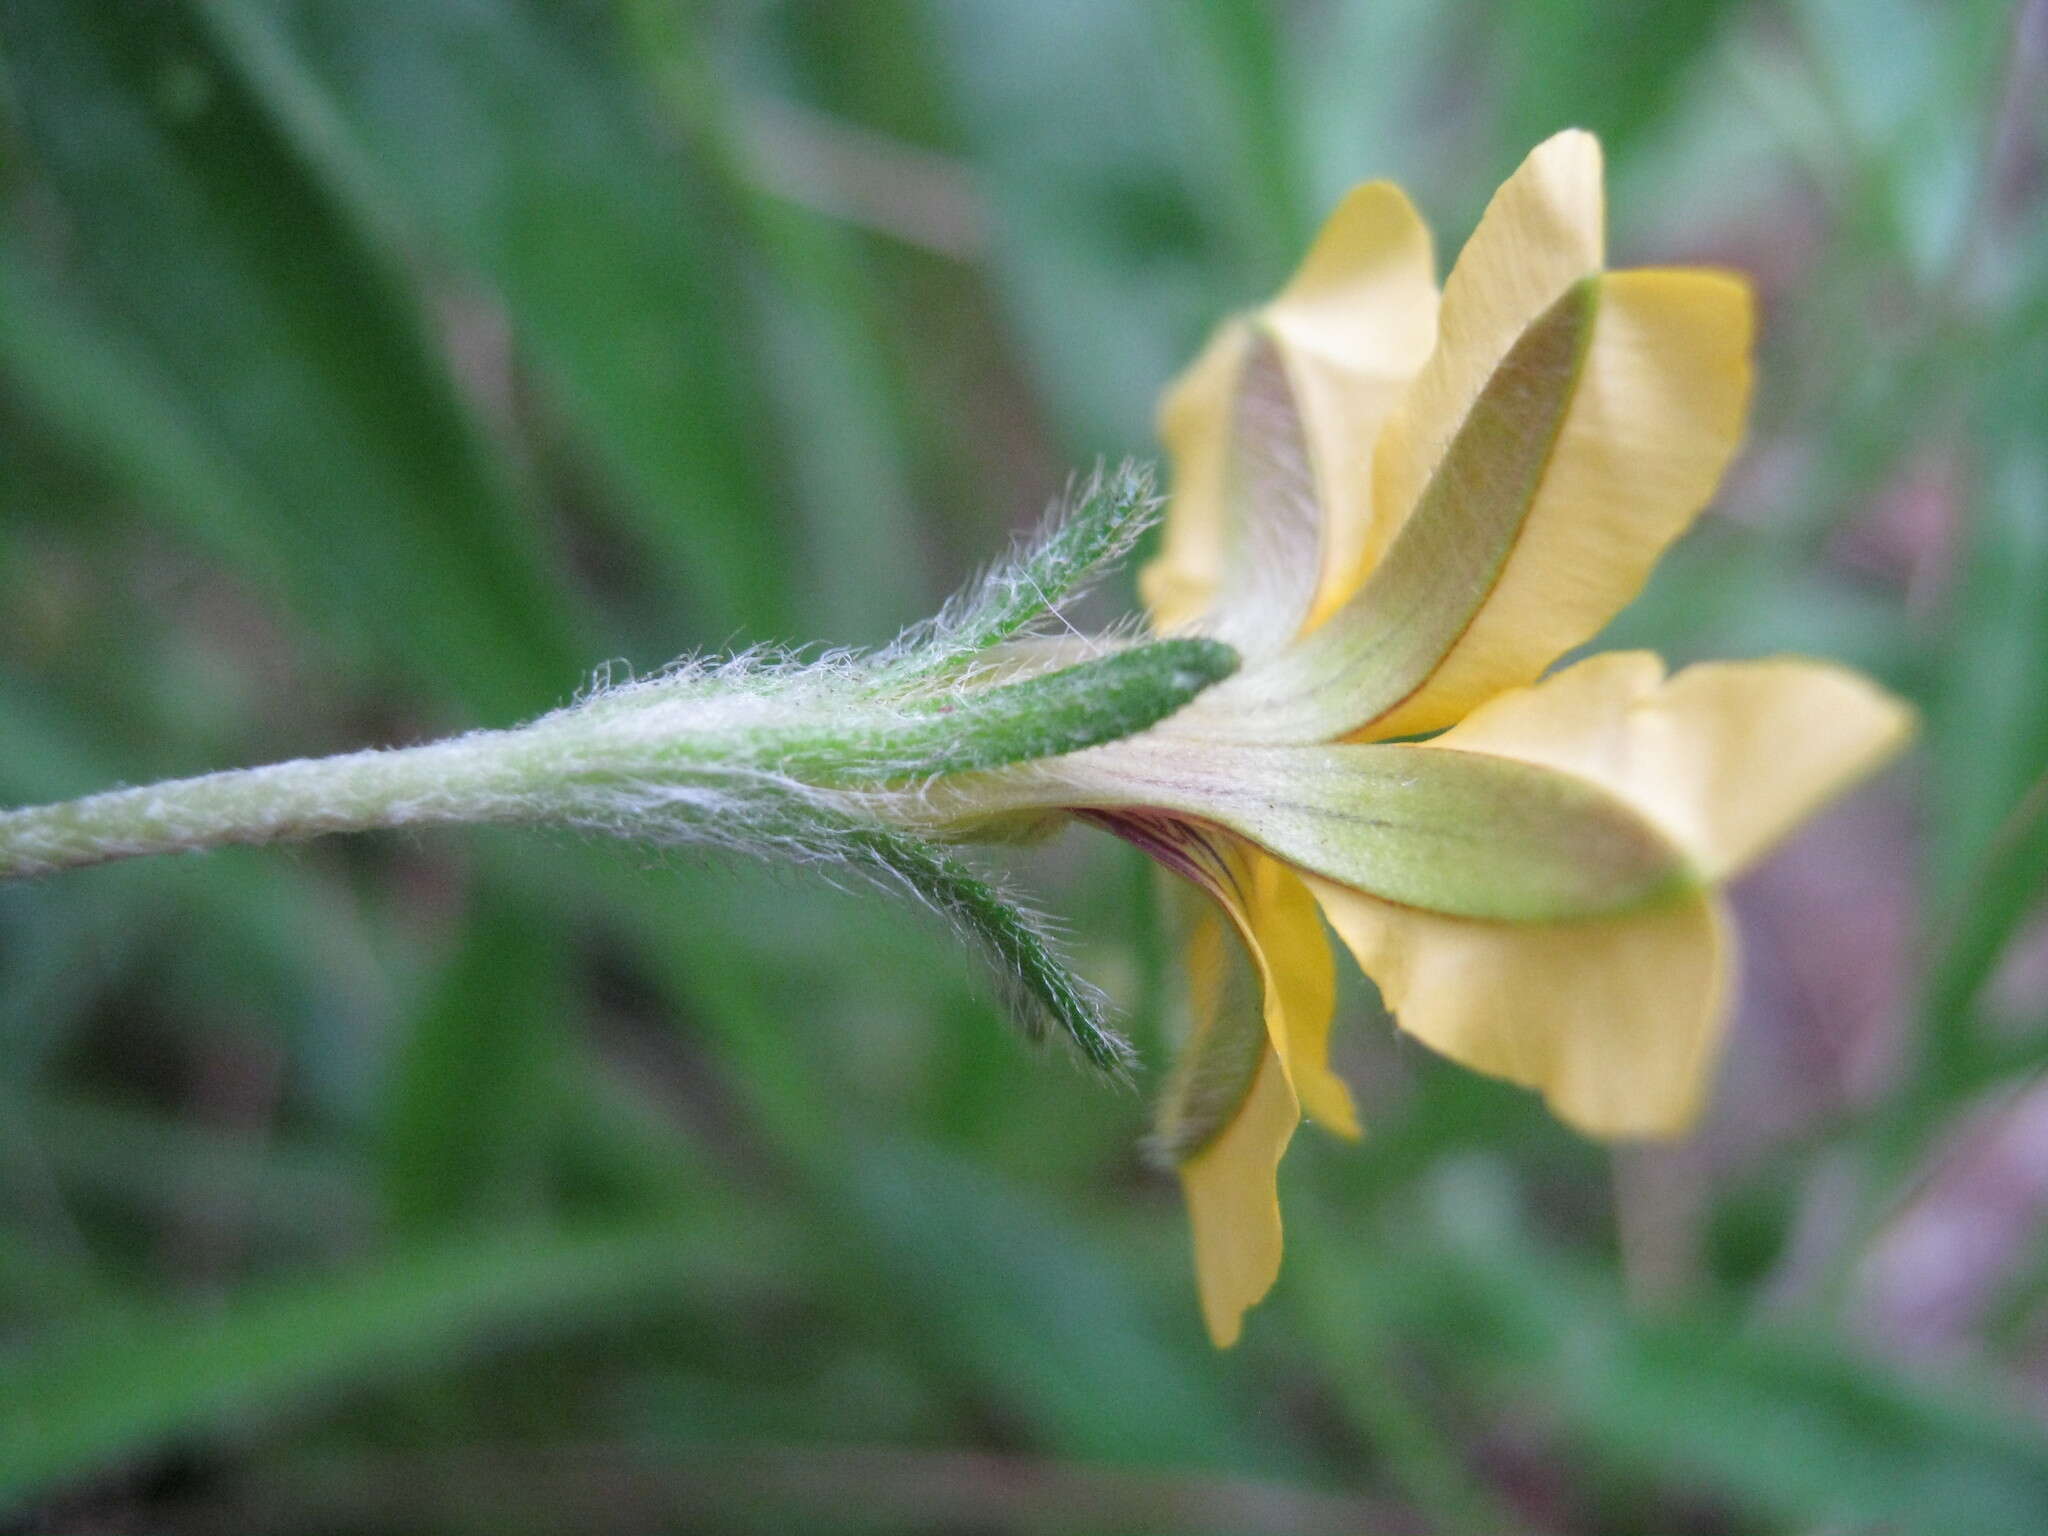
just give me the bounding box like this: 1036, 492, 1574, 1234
3, 0, 2046, 1531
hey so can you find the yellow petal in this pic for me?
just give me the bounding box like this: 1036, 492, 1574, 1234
1203, 332, 1328, 655
1369, 129, 1606, 579
1362, 269, 1754, 738
1189, 277, 1598, 741
1145, 325, 1326, 657
1260, 182, 1439, 624
1131, 819, 1359, 1140
1149, 899, 1269, 1158
1428, 651, 1916, 879
1180, 265, 1752, 746
1135, 833, 1357, 1347
1181, 1045, 1297, 1347
1304, 646, 1908, 1136
1144, 183, 1437, 646
1144, 319, 1254, 632
1312, 879, 1732, 1139
1223, 841, 1359, 1137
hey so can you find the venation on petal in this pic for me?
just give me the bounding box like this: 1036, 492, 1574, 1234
1084, 810, 1356, 1143
1143, 180, 1439, 649
1030, 732, 1696, 923
1180, 277, 1598, 742
1139, 874, 1273, 1163
1195, 330, 1328, 660
1371, 129, 1607, 555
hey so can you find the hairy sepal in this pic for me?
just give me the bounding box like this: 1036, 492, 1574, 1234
882, 461, 1163, 680
854, 828, 1133, 1076
786, 638, 1240, 785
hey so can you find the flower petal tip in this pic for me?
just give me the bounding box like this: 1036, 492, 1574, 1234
1179, 1049, 1295, 1350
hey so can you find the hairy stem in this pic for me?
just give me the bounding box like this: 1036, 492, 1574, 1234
0, 732, 549, 879
0, 637, 1238, 883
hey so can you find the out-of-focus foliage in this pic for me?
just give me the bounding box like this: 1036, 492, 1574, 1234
3, 0, 2046, 1530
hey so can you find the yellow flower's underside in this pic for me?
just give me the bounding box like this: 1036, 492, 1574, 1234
1106, 130, 1912, 1346
1143, 838, 1356, 1348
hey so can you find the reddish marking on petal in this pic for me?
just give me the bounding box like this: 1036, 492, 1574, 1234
1078, 809, 1248, 908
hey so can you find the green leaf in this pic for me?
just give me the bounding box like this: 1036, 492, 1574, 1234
928, 2, 1214, 455
0, 249, 286, 594
1294, 1182, 2048, 1536
380, 889, 568, 1235
843, 1142, 1276, 1467
197, 0, 796, 639
0, 1223, 735, 1513
620, 2, 935, 645
0, 0, 585, 722
1920, 340, 2048, 1064
1494, 0, 1745, 164
23, 1098, 368, 1261
1154, 0, 1311, 284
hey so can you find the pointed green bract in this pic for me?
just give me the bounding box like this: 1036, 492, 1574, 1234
855, 830, 1132, 1075
890, 638, 1242, 780
883, 462, 1163, 680
1193, 278, 1600, 742
773, 638, 1240, 784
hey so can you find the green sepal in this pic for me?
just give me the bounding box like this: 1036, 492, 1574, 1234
796, 637, 1241, 784
853, 828, 1133, 1076
882, 461, 1161, 680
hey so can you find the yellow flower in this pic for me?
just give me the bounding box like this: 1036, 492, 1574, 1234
960, 130, 1911, 1346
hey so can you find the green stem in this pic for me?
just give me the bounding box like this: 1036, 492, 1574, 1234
0, 637, 1238, 883
0, 733, 543, 879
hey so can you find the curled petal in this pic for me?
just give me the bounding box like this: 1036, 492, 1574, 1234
1261, 181, 1439, 623
1312, 879, 1732, 1138
1149, 328, 1324, 657
1122, 832, 1357, 1347
1158, 131, 1595, 653
1199, 276, 1597, 738
1299, 650, 1908, 1137
1146, 320, 1254, 633
1143, 889, 1290, 1349
1208, 334, 1328, 655
1144, 182, 1438, 644
1148, 897, 1273, 1163
1361, 269, 1755, 739
1224, 840, 1357, 1136
1120, 821, 1357, 1142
